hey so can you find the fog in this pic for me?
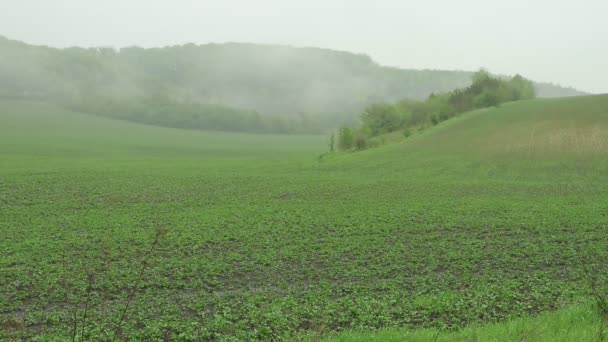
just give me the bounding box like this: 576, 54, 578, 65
1, 0, 606, 93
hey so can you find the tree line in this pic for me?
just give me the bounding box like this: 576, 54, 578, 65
337, 70, 536, 150
0, 36, 583, 134
67, 95, 328, 134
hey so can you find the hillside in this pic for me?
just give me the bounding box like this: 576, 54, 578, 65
392, 94, 608, 156
322, 94, 608, 341
1, 96, 607, 340
326, 302, 602, 341
0, 100, 324, 164
408, 95, 608, 155
331, 94, 608, 181
0, 36, 586, 133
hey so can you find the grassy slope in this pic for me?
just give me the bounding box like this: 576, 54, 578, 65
406, 95, 608, 156
326, 94, 608, 341
1, 97, 607, 340
0, 100, 325, 171
335, 95, 608, 183
326, 302, 603, 341
0, 100, 326, 156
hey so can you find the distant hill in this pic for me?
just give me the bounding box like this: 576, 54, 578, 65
0, 35, 587, 132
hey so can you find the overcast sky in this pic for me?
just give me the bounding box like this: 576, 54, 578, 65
1, 0, 606, 93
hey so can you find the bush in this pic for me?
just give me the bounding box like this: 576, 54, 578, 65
354, 134, 368, 150
361, 103, 403, 135
343, 69, 537, 153
475, 91, 500, 108
403, 128, 412, 138
430, 115, 439, 126
338, 126, 354, 150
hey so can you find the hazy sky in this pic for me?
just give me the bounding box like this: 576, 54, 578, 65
1, 0, 606, 93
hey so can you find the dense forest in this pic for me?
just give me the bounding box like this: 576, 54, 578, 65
0, 36, 586, 133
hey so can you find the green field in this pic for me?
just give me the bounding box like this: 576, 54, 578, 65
327, 302, 604, 341
1, 96, 607, 340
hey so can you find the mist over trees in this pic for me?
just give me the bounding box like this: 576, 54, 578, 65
0, 36, 586, 133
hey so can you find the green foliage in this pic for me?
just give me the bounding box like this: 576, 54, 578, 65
325, 302, 604, 341
353, 132, 369, 150
329, 133, 336, 152
338, 126, 355, 150
348, 69, 538, 143
477, 91, 499, 107
68, 95, 322, 134
360, 103, 403, 135
430, 115, 439, 125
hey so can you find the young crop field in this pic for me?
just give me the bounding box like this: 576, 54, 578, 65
1, 96, 608, 340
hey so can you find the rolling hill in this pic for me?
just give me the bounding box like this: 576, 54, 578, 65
0, 35, 587, 134
402, 94, 608, 156
1, 95, 607, 340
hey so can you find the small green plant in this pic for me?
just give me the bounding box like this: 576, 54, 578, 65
587, 269, 608, 341
430, 115, 439, 126
338, 126, 354, 150
354, 134, 368, 150
112, 226, 168, 342
403, 128, 412, 138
